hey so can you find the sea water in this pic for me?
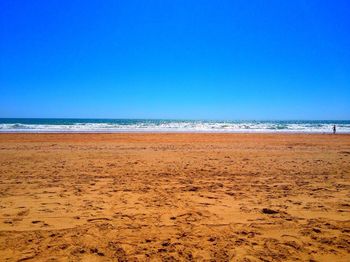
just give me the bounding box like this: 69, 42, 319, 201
0, 119, 349, 133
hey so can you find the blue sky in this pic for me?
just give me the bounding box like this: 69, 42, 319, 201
1, 0, 349, 120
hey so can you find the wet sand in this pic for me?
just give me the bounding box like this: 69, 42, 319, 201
0, 133, 349, 261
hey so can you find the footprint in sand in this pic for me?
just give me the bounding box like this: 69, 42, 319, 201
31, 220, 50, 227
17, 209, 30, 217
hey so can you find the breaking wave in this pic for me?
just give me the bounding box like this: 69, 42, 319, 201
0, 119, 349, 133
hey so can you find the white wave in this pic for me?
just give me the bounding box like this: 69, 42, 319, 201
0, 121, 349, 133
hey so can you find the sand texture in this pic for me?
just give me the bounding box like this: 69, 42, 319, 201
0, 133, 349, 261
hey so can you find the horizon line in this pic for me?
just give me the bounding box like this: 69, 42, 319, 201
0, 117, 349, 122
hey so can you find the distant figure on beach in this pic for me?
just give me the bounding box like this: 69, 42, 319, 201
333, 125, 336, 134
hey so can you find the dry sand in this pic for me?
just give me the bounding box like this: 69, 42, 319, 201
0, 133, 349, 261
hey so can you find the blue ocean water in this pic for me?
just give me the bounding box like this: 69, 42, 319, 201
0, 119, 349, 133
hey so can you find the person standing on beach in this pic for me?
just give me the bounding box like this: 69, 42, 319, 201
333, 125, 336, 134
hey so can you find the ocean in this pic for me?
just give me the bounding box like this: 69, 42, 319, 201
0, 119, 349, 133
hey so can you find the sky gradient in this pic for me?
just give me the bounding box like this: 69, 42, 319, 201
1, 0, 349, 120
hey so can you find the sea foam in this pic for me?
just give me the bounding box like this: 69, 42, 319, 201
0, 119, 349, 133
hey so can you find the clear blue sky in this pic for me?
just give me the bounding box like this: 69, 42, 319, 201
1, 0, 349, 120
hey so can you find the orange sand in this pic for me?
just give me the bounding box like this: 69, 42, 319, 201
0, 133, 349, 261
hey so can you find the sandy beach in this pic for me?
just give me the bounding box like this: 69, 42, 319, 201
0, 133, 349, 261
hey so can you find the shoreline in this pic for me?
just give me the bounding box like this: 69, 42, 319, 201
0, 131, 349, 134
1, 119, 349, 134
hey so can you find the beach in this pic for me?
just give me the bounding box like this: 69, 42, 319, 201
0, 133, 349, 261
